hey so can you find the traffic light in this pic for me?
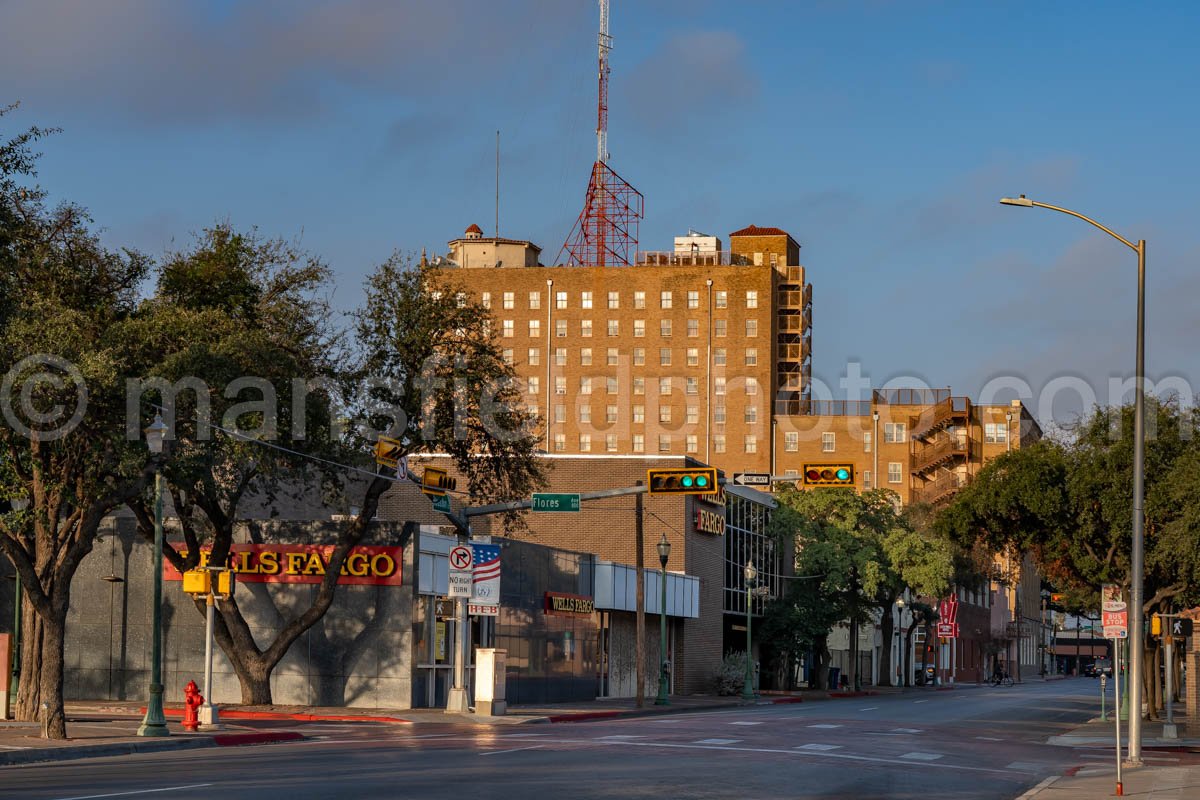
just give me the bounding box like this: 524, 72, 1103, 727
1051, 593, 1065, 603
802, 463, 855, 486
421, 467, 457, 497
647, 467, 718, 495
1152, 614, 1162, 636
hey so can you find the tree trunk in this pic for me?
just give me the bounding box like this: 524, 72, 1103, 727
879, 606, 896, 687
904, 627, 914, 687
36, 614, 67, 738
15, 600, 43, 720
232, 656, 274, 706
812, 637, 829, 689
847, 618, 858, 691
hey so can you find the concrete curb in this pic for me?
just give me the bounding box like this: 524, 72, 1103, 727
0, 730, 304, 768
541, 695, 809, 724
153, 706, 410, 724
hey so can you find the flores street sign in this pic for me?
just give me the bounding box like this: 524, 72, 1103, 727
532, 493, 581, 512
732, 472, 771, 486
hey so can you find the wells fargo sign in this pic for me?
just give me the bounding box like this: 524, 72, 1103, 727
544, 592, 595, 616
694, 507, 726, 536
164, 544, 402, 586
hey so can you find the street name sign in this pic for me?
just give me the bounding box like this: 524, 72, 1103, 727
732, 473, 771, 487
531, 493, 581, 512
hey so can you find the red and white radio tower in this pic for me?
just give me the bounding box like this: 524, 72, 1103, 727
557, 0, 644, 267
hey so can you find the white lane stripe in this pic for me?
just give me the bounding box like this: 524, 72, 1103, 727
480, 745, 543, 756
730, 721, 762, 726
892, 728, 922, 733
596, 735, 645, 740
695, 738, 740, 744
975, 736, 1003, 741
912, 699, 930, 704
808, 724, 842, 729
899, 752, 943, 761
859, 707, 879, 711
53, 785, 214, 800
797, 743, 841, 751
0, 744, 31, 750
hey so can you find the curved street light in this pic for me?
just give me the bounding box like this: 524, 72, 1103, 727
742, 560, 758, 702
998, 195, 1146, 764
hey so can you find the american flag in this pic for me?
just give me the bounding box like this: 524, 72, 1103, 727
472, 544, 501, 584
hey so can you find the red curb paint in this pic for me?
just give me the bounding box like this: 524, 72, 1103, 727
1063, 766, 1083, 777
547, 711, 625, 723
770, 697, 804, 704
213, 731, 304, 747
829, 691, 876, 698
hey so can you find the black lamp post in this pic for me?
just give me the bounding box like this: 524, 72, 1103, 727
655, 533, 671, 705
742, 560, 757, 702
137, 414, 170, 738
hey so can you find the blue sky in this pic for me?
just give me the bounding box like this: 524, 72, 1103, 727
3, 0, 1197, 427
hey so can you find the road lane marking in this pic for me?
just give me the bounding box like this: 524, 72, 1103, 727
891, 728, 922, 733
899, 752, 943, 761
0, 744, 30, 750
596, 735, 645, 740
480, 745, 543, 756
1006, 762, 1046, 771
858, 706, 879, 711
808, 724, 842, 729
912, 699, 930, 704
53, 785, 215, 800
796, 743, 841, 751
730, 721, 762, 726
695, 738, 740, 744
975, 736, 1003, 741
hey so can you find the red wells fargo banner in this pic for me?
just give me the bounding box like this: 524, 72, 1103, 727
163, 544, 403, 586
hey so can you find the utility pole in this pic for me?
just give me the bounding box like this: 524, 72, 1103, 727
634, 482, 645, 708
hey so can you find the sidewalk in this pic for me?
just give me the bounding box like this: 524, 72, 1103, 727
1020, 764, 1200, 799
1047, 707, 1200, 749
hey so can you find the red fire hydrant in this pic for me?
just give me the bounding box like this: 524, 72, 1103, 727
182, 680, 203, 732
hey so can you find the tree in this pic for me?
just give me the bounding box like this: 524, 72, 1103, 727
0, 107, 156, 738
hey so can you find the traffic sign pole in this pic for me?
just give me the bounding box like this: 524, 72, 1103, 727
446, 537, 472, 714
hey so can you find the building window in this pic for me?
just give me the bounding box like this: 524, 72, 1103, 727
715, 290, 727, 309
606, 405, 618, 423
985, 422, 1007, 444
555, 348, 567, 366
607, 347, 619, 366
481, 291, 492, 309
528, 348, 540, 366
554, 404, 566, 423
745, 348, 757, 366
579, 405, 591, 424
745, 378, 758, 396
579, 434, 591, 452
580, 348, 592, 366
714, 319, 727, 337
606, 433, 618, 452
633, 347, 645, 366
746, 319, 758, 337
633, 377, 645, 395
528, 319, 540, 338
556, 291, 567, 309
714, 405, 726, 424
660, 291, 673, 309
744, 435, 757, 453
884, 422, 907, 443
527, 376, 539, 395
687, 319, 699, 337
502, 320, 514, 338
822, 432, 835, 452
527, 403, 538, 420
455, 292, 467, 308
660, 319, 672, 337
633, 405, 645, 423
581, 319, 592, 337
686, 377, 698, 395
580, 377, 592, 395
555, 377, 566, 395
863, 470, 872, 490
502, 348, 514, 365
863, 431, 872, 452
714, 435, 726, 453
554, 433, 566, 452
888, 462, 902, 483
686, 406, 699, 424
785, 431, 799, 452
660, 348, 672, 366
746, 290, 758, 309
632, 434, 645, 453
634, 290, 646, 309
714, 348, 726, 366
608, 291, 619, 309
607, 377, 618, 395
686, 434, 698, 453
745, 406, 757, 423
659, 406, 672, 424
581, 291, 593, 309
658, 434, 671, 452
607, 319, 619, 336
503, 291, 514, 310
686, 348, 699, 367
634, 320, 646, 338
556, 319, 567, 338
659, 377, 672, 395
687, 290, 700, 309
529, 291, 541, 309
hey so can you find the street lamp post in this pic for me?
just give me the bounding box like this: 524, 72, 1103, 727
742, 560, 757, 702
896, 597, 907, 687
8, 498, 27, 712
655, 533, 671, 706
999, 194, 1146, 763
137, 415, 170, 738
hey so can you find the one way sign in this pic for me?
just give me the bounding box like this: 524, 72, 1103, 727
733, 472, 772, 487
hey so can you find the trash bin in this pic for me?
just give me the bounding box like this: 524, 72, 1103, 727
828, 667, 841, 690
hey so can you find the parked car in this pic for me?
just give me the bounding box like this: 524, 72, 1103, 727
1087, 658, 1113, 678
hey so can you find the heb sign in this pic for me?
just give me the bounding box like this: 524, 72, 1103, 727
164, 544, 402, 586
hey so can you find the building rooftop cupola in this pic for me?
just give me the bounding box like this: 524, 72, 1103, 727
464, 223, 484, 240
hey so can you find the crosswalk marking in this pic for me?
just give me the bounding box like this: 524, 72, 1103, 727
730, 721, 762, 726
808, 723, 842, 729
891, 728, 922, 734
796, 743, 842, 751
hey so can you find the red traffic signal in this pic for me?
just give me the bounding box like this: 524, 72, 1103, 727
802, 464, 855, 486
647, 467, 718, 495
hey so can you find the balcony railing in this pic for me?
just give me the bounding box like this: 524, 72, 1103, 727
778, 289, 806, 308
911, 472, 968, 505
910, 436, 969, 474
910, 396, 970, 440
636, 251, 750, 266
778, 313, 810, 333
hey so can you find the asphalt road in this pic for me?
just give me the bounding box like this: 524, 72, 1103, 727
0, 679, 1177, 800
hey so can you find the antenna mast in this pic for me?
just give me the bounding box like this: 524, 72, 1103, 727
558, 0, 643, 267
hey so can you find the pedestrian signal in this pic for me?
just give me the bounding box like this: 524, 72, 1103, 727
802, 464, 855, 486
647, 467, 718, 495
